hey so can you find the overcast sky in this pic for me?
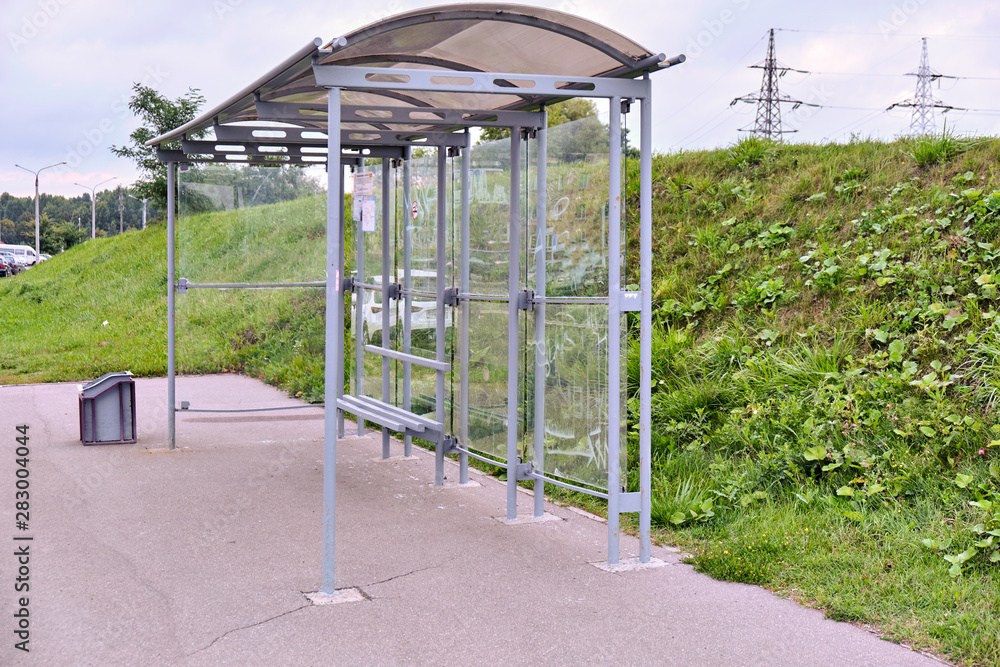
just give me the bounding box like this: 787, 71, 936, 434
2, 0, 999, 200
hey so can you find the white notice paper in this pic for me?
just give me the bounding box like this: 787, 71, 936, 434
362, 197, 377, 232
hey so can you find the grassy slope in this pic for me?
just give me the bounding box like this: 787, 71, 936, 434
0, 227, 168, 382
3, 138, 1000, 664
625, 135, 1000, 666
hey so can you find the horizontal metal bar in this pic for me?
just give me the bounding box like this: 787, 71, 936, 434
532, 296, 610, 305
352, 395, 442, 433
341, 105, 544, 129
353, 280, 394, 292
341, 129, 467, 147
352, 396, 427, 432
340, 146, 407, 159
182, 140, 327, 158
214, 125, 327, 144
526, 471, 609, 500
400, 288, 436, 299
364, 345, 450, 372
337, 398, 413, 434
177, 404, 323, 413
452, 444, 509, 470
313, 65, 649, 99
157, 148, 328, 166
179, 281, 326, 289
453, 293, 611, 305
338, 395, 444, 442
459, 292, 511, 302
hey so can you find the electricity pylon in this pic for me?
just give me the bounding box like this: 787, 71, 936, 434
887, 37, 952, 136
732, 29, 811, 140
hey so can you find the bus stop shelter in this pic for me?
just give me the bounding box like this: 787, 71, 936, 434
147, 3, 684, 597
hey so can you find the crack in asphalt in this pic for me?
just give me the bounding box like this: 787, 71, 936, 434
366, 558, 453, 589
184, 603, 311, 658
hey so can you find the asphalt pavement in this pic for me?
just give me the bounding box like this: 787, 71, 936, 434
0, 375, 947, 666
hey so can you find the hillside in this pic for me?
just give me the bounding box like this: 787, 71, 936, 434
3, 135, 1000, 664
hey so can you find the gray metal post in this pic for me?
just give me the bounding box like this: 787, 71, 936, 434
506, 129, 522, 520
607, 97, 623, 564
434, 147, 447, 486
355, 163, 365, 436
459, 132, 471, 484
402, 148, 413, 458
533, 109, 547, 517
381, 158, 392, 459
639, 80, 653, 563
338, 165, 346, 438
166, 162, 176, 451
322, 87, 343, 595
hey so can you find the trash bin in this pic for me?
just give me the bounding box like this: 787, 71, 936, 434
79, 372, 136, 445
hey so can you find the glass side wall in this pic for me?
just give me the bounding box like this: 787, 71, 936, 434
526, 111, 624, 490
175, 163, 329, 403
458, 134, 526, 463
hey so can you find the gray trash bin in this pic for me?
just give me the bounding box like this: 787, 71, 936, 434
79, 372, 136, 445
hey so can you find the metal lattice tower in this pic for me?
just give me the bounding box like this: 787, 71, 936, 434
910, 38, 935, 134
732, 29, 809, 140
888, 37, 952, 136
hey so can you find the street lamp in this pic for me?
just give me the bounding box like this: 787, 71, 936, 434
74, 177, 117, 239
15, 161, 66, 262
127, 192, 148, 230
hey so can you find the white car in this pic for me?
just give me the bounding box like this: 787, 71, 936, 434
0, 244, 37, 268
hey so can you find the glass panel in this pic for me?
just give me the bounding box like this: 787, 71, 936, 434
177, 164, 326, 285
533, 113, 611, 298
461, 299, 513, 461
467, 138, 513, 298
537, 303, 610, 490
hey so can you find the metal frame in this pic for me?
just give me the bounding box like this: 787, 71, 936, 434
154, 7, 681, 597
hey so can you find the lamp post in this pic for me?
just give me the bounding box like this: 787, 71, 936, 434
74, 177, 117, 239
127, 192, 148, 230
15, 161, 66, 262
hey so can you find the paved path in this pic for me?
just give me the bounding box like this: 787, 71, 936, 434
0, 375, 946, 666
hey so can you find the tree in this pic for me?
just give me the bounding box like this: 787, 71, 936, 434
110, 84, 206, 212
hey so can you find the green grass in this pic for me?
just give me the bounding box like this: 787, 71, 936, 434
0, 227, 168, 382
5, 134, 1000, 664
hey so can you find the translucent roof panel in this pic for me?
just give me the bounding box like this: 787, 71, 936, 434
148, 3, 669, 151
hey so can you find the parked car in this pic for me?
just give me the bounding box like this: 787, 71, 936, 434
0, 252, 18, 277
0, 244, 37, 268
39, 254, 52, 262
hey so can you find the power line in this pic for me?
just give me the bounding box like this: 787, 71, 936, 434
776, 28, 1000, 40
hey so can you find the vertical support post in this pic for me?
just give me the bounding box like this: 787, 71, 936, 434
338, 161, 346, 438
607, 97, 623, 564
639, 79, 653, 563
459, 132, 471, 484
166, 161, 176, 451
434, 147, 447, 486
506, 129, 522, 521
381, 158, 392, 459
322, 87, 343, 595
533, 109, 547, 517
355, 163, 365, 436
402, 148, 413, 458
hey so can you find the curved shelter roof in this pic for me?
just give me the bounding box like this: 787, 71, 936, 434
149, 3, 682, 161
